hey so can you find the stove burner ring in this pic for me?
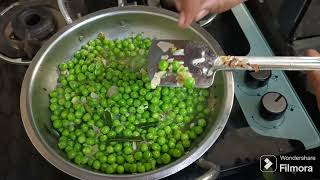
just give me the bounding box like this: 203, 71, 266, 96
0, 1, 66, 64
12, 7, 56, 41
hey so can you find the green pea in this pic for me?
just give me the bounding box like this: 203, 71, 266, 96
114, 143, 122, 152
106, 165, 115, 174
117, 155, 125, 164
126, 155, 135, 163
193, 126, 204, 135
99, 155, 108, 163
77, 135, 86, 144
82, 146, 92, 155
198, 119, 207, 127
101, 126, 110, 134
161, 153, 171, 164
182, 139, 191, 148
107, 154, 116, 164
134, 151, 143, 160
129, 163, 137, 173
137, 164, 145, 173
162, 144, 169, 153
117, 165, 124, 174
158, 60, 169, 71
124, 146, 133, 155
152, 150, 161, 159
172, 149, 182, 158
140, 143, 148, 152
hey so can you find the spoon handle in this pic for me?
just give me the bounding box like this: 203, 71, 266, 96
214, 56, 320, 71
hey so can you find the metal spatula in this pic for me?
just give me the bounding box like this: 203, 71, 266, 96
147, 40, 320, 88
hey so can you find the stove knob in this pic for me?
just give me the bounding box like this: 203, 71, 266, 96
244, 70, 272, 88
259, 92, 288, 121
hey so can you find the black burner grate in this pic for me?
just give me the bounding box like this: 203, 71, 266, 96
0, 1, 65, 61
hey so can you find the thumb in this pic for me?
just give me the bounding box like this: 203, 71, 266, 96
305, 49, 320, 57
305, 49, 320, 110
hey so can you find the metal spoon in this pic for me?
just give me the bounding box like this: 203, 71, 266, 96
147, 40, 320, 88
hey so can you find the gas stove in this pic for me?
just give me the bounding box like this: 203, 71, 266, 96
0, 0, 65, 64
0, 0, 320, 180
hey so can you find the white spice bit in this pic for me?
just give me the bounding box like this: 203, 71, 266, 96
190, 123, 195, 128
107, 85, 118, 97
168, 64, 173, 72
193, 57, 206, 65
140, 68, 147, 74
157, 41, 174, 52
201, 51, 205, 57
168, 58, 174, 63
161, 55, 169, 60
90, 92, 99, 99
71, 97, 79, 104
132, 142, 137, 151
173, 49, 185, 56
61, 70, 69, 75
102, 59, 107, 66
93, 125, 99, 132
207, 68, 214, 76
151, 71, 166, 89
80, 97, 87, 104
202, 67, 208, 74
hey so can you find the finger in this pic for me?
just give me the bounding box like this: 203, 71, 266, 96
183, 0, 202, 27
195, 9, 209, 21
183, 13, 196, 28
316, 89, 320, 111
307, 71, 320, 110
307, 71, 320, 90
175, 0, 182, 11
305, 49, 320, 110
178, 11, 187, 28
305, 49, 320, 57
202, 0, 244, 13
176, 0, 202, 28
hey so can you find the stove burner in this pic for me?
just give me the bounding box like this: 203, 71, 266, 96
12, 7, 56, 41
0, 1, 66, 63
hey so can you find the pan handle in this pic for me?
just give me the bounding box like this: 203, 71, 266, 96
196, 158, 220, 180
118, 0, 138, 7
198, 14, 217, 27
0, 53, 29, 65
118, 0, 125, 7
58, 0, 125, 24
57, 0, 73, 24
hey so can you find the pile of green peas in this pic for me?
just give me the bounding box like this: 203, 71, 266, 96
49, 33, 210, 174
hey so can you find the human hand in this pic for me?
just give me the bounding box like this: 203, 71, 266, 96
176, 0, 245, 28
306, 49, 320, 110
